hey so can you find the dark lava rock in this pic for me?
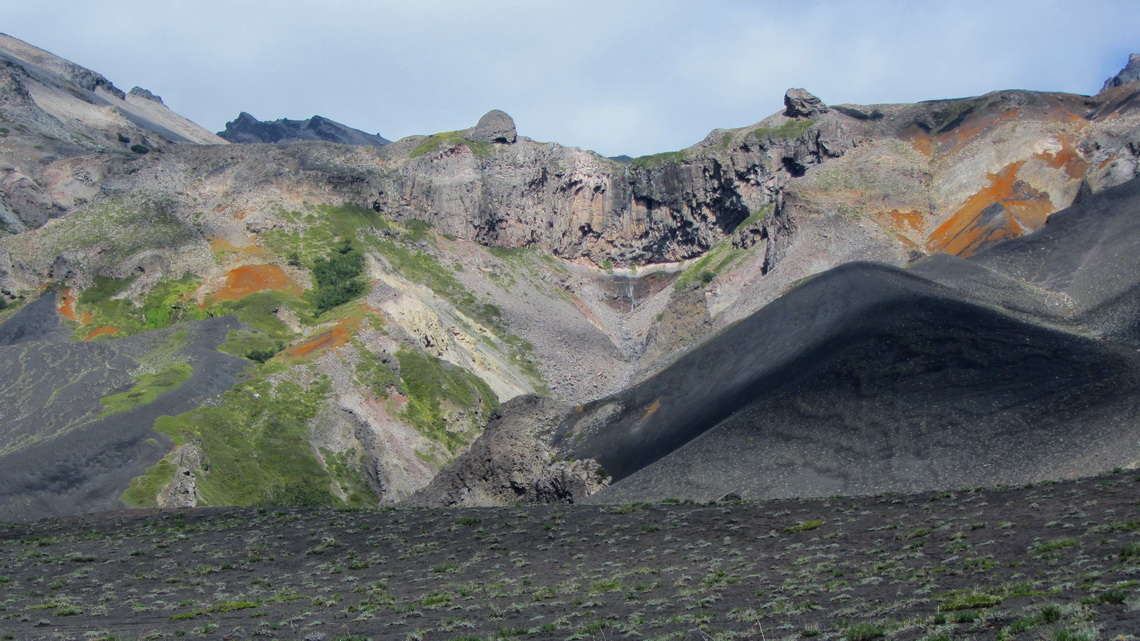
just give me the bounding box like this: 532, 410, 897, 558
408, 395, 607, 506
784, 88, 829, 118
128, 86, 163, 104
218, 112, 390, 147
1101, 53, 1140, 92
467, 109, 517, 144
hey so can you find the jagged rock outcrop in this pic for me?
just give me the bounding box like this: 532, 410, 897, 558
407, 395, 608, 506
129, 86, 163, 104
218, 112, 390, 147
466, 109, 517, 144
784, 88, 829, 118
1102, 53, 1140, 92
156, 444, 205, 508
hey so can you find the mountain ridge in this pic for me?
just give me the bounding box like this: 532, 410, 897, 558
0, 40, 1138, 518
218, 111, 391, 147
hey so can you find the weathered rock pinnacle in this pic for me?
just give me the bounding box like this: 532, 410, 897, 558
784, 88, 828, 118
128, 86, 164, 104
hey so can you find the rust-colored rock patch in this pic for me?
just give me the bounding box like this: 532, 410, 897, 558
876, 209, 926, 234
57, 288, 92, 324
1035, 134, 1090, 180
926, 162, 1055, 257
85, 326, 120, 340
209, 265, 301, 303
287, 317, 360, 358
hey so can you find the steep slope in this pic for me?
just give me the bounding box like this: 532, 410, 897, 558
218, 112, 390, 146
0, 32, 225, 234
550, 178, 1140, 502
0, 33, 224, 147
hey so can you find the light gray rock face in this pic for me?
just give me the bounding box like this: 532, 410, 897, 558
1102, 54, 1140, 92
467, 109, 517, 144
784, 88, 829, 118
407, 395, 608, 506
156, 444, 205, 508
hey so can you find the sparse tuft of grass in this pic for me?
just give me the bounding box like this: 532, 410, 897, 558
784, 520, 824, 533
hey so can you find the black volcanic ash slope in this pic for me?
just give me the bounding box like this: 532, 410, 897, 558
554, 179, 1140, 502
0, 294, 247, 521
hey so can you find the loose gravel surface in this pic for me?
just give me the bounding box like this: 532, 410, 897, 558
1, 472, 1138, 640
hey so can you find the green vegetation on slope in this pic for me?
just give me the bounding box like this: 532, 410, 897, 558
396, 348, 498, 453
353, 346, 399, 398
99, 363, 193, 417
126, 363, 342, 508
311, 238, 366, 314
629, 150, 687, 170
409, 131, 494, 158
750, 118, 814, 141
15, 198, 197, 266
77, 274, 209, 338
119, 458, 177, 508
375, 239, 547, 391
675, 240, 748, 289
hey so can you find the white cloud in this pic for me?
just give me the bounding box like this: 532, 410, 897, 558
2, 0, 1137, 156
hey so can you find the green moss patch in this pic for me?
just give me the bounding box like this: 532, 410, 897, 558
76, 274, 210, 339
146, 368, 341, 507
630, 150, 687, 170
409, 131, 493, 158
750, 118, 814, 141
120, 458, 178, 508
676, 241, 747, 289
396, 348, 498, 453
99, 363, 193, 417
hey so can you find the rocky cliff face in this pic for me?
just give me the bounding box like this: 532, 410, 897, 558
218, 112, 391, 147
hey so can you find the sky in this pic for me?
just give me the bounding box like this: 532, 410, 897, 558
2, 0, 1138, 157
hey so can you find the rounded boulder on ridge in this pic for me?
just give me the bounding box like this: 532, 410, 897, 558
469, 109, 517, 143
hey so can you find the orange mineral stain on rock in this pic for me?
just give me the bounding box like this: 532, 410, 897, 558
287, 316, 360, 358
57, 288, 78, 320
926, 161, 1055, 258
876, 209, 926, 235
1034, 134, 1090, 180
85, 326, 120, 340
209, 236, 269, 259
644, 399, 661, 418
936, 108, 1022, 155
903, 126, 933, 156
288, 325, 350, 358
57, 288, 92, 324
210, 264, 301, 303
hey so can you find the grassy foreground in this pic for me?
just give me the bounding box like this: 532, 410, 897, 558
1, 472, 1138, 640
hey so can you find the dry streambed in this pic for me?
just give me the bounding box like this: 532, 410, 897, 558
1, 472, 1139, 640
